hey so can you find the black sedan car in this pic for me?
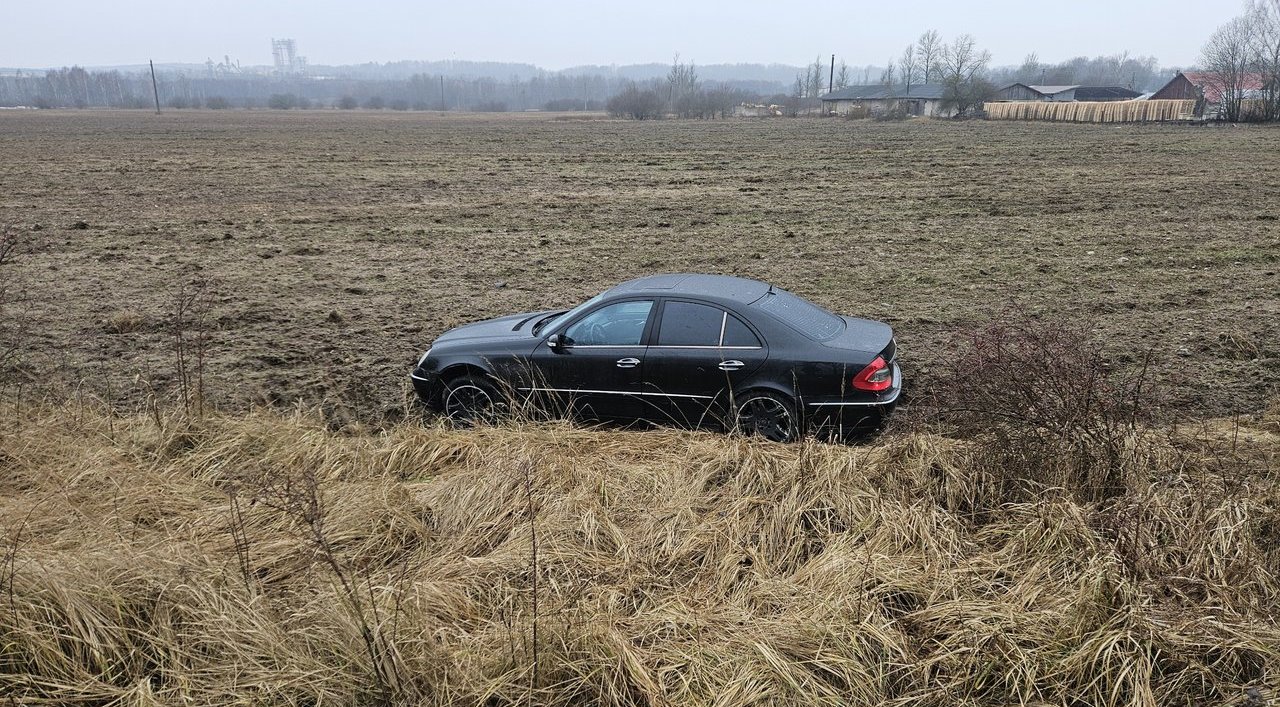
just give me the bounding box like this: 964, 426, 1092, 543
410, 274, 900, 441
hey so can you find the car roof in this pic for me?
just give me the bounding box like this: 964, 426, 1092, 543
607, 273, 771, 304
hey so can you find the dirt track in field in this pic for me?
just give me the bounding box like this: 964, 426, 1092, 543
1, 110, 1277, 420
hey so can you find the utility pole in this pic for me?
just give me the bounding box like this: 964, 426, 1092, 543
829, 54, 835, 94
149, 60, 161, 114
439, 75, 445, 111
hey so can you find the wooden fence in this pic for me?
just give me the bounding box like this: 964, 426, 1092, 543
985, 99, 1197, 123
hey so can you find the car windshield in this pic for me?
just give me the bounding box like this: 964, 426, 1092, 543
752, 288, 845, 341
536, 292, 605, 336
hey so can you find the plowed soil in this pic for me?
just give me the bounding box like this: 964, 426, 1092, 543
1, 111, 1277, 419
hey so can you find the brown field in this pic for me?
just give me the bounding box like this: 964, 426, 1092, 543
1, 110, 1278, 419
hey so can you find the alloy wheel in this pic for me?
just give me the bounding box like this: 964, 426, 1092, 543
444, 383, 496, 424
736, 395, 795, 442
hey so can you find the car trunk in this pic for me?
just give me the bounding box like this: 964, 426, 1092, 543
821, 317, 895, 357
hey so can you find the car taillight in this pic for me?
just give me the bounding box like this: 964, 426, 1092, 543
852, 356, 892, 392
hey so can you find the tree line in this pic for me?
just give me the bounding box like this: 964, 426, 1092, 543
7, 27, 1248, 120
0, 68, 679, 112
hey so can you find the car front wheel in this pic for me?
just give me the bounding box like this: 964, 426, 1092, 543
735, 391, 798, 443
441, 375, 503, 425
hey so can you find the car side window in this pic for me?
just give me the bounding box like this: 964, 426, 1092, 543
722, 313, 761, 347
657, 301, 723, 346
564, 300, 653, 346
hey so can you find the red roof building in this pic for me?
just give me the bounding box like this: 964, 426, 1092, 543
1151, 71, 1268, 104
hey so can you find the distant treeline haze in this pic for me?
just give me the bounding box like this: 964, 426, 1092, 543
0, 49, 1179, 112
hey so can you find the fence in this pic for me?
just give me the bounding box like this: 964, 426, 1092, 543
985, 99, 1197, 123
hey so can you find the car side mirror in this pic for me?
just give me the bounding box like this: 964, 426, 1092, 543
547, 333, 567, 350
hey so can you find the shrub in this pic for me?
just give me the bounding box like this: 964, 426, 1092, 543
336, 96, 358, 110
925, 313, 1160, 503
363, 96, 385, 110
267, 93, 299, 110
606, 85, 663, 119
0, 226, 27, 372
204, 96, 231, 110
388, 99, 410, 111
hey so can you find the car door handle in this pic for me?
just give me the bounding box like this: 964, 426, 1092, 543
718, 360, 745, 371
616, 358, 640, 369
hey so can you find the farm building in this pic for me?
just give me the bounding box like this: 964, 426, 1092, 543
994, 83, 1142, 102
820, 84, 954, 118
1150, 71, 1270, 118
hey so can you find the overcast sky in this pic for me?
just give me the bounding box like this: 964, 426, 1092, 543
1, 0, 1240, 70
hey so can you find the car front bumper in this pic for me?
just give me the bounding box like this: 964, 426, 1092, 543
409, 366, 443, 411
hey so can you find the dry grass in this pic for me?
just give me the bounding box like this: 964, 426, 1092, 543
2, 400, 1277, 706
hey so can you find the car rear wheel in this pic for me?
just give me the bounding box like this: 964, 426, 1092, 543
735, 391, 798, 443
441, 375, 503, 425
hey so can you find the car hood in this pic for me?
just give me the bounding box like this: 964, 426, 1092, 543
432, 310, 556, 345
821, 316, 894, 355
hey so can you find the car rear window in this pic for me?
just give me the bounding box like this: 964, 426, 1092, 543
753, 289, 844, 341
722, 313, 761, 347
657, 301, 723, 346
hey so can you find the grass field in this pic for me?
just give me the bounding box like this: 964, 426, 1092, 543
1, 111, 1277, 419
1, 111, 1279, 705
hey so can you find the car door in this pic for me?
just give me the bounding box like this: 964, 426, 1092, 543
640, 299, 768, 428
528, 298, 655, 421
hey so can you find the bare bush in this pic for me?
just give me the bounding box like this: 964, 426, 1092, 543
170, 278, 213, 418
0, 225, 27, 374
926, 314, 1159, 502
606, 84, 663, 119
246, 461, 406, 703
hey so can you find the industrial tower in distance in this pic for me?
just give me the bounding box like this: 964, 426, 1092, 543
270, 39, 307, 75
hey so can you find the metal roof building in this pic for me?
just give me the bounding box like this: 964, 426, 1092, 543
819, 83, 954, 118
995, 83, 1142, 102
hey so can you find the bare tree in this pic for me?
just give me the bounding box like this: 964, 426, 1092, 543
900, 43, 920, 94
880, 60, 896, 86
1201, 16, 1256, 121
1018, 52, 1042, 84
834, 61, 851, 90
1248, 0, 1280, 119
939, 34, 993, 116
917, 30, 944, 83
666, 53, 699, 115
809, 55, 826, 98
